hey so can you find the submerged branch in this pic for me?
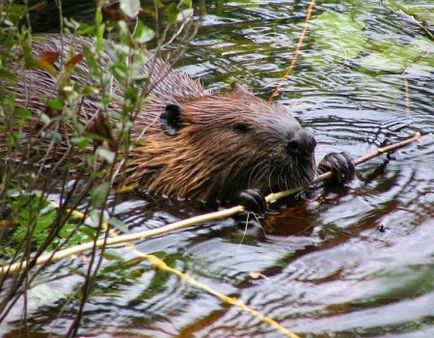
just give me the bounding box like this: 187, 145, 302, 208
129, 249, 301, 338
0, 132, 428, 275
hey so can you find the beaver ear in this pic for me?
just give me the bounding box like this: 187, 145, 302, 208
231, 82, 253, 95
161, 104, 183, 136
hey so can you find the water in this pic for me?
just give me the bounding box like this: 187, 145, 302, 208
2, 0, 434, 337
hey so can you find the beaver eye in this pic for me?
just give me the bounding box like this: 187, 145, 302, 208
233, 123, 250, 133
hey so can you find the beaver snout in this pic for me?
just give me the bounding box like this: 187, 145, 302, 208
286, 130, 317, 157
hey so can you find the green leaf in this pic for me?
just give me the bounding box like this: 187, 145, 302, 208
120, 0, 140, 19
111, 63, 128, 81
103, 251, 124, 260
6, 189, 21, 197
47, 98, 64, 111
117, 20, 130, 36
15, 107, 32, 118
57, 222, 94, 247
386, 0, 434, 25
45, 130, 62, 143
96, 148, 115, 163
78, 226, 97, 240
183, 0, 192, 8
108, 217, 128, 233
71, 136, 90, 149
312, 11, 367, 60
166, 3, 179, 23
91, 182, 110, 208
13, 208, 56, 246
96, 23, 106, 53
134, 21, 155, 43
83, 46, 100, 77
178, 8, 194, 21
0, 67, 16, 79
77, 22, 96, 35
7, 4, 28, 24
64, 17, 82, 32
37, 111, 51, 125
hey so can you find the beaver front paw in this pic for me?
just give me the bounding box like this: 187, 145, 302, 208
236, 188, 267, 214
318, 152, 355, 185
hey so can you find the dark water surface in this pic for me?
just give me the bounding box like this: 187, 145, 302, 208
3, 1, 434, 337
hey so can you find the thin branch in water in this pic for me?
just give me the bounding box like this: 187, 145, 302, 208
133, 251, 302, 338
400, 51, 427, 134
236, 212, 251, 256
268, 0, 316, 101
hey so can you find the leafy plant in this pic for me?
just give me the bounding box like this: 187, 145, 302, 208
0, 0, 197, 335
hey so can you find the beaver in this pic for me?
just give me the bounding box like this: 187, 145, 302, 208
1, 34, 354, 212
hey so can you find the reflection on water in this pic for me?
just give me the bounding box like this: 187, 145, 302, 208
3, 0, 434, 337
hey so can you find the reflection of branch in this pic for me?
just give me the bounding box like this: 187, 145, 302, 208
268, 0, 316, 101
400, 50, 428, 129
2, 133, 429, 275
130, 249, 301, 338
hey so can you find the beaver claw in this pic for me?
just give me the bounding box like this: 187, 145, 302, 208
237, 188, 267, 214
318, 152, 355, 185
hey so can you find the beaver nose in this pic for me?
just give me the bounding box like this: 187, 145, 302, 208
286, 130, 317, 157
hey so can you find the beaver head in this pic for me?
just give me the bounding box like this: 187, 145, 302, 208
127, 83, 317, 202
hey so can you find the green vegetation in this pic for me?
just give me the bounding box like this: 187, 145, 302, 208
310, 5, 433, 73
0, 0, 195, 334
